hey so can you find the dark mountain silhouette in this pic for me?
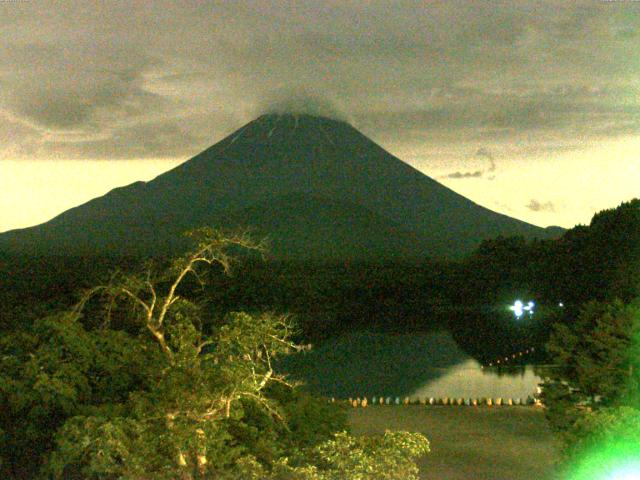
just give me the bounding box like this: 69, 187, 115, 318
0, 114, 562, 259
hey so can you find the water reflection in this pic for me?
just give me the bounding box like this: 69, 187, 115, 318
410, 360, 541, 400
280, 330, 542, 399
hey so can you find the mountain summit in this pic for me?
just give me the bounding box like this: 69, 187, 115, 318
0, 114, 561, 260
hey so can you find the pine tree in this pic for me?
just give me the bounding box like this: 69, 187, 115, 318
541, 299, 640, 453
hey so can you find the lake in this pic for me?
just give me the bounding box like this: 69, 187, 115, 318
281, 330, 543, 400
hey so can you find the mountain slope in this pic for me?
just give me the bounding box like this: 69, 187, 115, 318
221, 193, 427, 261
0, 114, 561, 259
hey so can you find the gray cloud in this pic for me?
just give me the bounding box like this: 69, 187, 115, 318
440, 147, 497, 180
41, 120, 201, 160
0, 0, 638, 161
443, 170, 484, 179
257, 88, 349, 122
526, 199, 556, 212
0, 43, 167, 131
475, 147, 496, 172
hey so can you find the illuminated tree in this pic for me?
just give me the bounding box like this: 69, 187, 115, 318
1, 228, 430, 479
541, 299, 640, 454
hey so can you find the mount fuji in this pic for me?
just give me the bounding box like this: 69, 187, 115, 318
0, 114, 562, 260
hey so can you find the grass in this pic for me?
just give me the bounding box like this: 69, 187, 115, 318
349, 405, 561, 480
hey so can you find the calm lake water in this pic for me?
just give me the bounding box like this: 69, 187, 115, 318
281, 330, 542, 399
409, 361, 540, 400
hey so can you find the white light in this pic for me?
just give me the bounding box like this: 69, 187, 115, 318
509, 300, 524, 318
603, 460, 640, 480
559, 302, 564, 307
510, 299, 535, 318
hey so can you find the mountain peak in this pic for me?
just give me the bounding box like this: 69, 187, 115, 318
255, 89, 348, 124
0, 114, 563, 259
253, 112, 352, 128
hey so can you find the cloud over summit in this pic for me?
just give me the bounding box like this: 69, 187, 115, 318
257, 88, 349, 122
0, 1, 638, 162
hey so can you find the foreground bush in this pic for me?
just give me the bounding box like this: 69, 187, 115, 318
1, 229, 429, 479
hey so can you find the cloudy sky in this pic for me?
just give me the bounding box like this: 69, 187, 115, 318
1, 0, 639, 232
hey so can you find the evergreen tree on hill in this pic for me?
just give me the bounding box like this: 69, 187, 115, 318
541, 298, 640, 460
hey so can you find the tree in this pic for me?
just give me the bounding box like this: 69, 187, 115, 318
543, 199, 640, 308
540, 299, 640, 456
44, 228, 316, 479
1, 228, 430, 479
0, 312, 155, 478
563, 406, 640, 466
236, 430, 430, 480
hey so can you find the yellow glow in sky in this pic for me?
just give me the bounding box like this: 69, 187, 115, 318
0, 135, 638, 233
0, 159, 183, 233
427, 135, 640, 228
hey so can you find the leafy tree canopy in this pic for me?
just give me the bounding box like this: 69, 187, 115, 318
1, 228, 429, 479
541, 298, 640, 457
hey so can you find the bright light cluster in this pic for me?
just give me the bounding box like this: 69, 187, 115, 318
509, 300, 534, 319
569, 449, 640, 480
603, 461, 640, 480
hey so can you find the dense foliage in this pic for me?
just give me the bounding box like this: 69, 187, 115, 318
2, 200, 639, 368
1, 197, 639, 478
0, 228, 430, 479
541, 300, 640, 443
528, 201, 640, 463
540, 298, 640, 478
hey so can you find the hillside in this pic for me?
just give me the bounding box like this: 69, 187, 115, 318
0, 114, 562, 259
